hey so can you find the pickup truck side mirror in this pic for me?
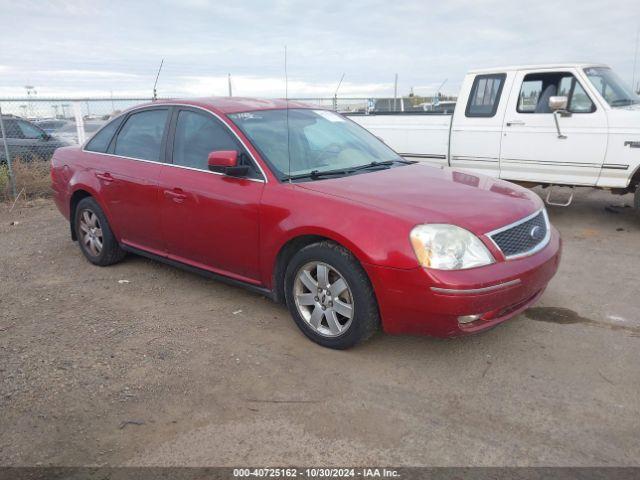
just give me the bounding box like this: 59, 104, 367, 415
548, 96, 570, 139
207, 150, 249, 177
548, 96, 568, 112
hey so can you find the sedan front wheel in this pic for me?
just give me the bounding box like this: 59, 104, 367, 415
285, 241, 380, 349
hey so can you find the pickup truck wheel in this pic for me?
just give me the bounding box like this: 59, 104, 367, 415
284, 241, 380, 349
635, 188, 640, 210
74, 197, 125, 266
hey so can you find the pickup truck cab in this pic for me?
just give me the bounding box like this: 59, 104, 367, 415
349, 64, 640, 207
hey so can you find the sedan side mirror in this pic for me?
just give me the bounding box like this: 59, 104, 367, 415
207, 150, 249, 177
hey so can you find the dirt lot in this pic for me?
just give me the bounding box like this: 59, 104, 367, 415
1, 189, 639, 467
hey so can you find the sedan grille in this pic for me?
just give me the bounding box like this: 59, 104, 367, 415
489, 210, 549, 259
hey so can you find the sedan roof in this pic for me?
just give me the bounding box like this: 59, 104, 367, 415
150, 97, 318, 114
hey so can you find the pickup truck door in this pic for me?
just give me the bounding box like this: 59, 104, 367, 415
499, 69, 608, 186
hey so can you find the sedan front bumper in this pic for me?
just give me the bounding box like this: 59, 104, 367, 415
364, 227, 561, 337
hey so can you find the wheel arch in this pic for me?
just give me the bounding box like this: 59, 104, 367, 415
271, 230, 373, 304
68, 187, 114, 241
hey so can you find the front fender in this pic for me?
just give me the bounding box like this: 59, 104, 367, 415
258, 184, 419, 288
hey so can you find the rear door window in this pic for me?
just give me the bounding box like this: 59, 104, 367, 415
465, 74, 506, 117
113, 109, 169, 161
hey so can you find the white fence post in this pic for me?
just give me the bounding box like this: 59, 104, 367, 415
73, 102, 86, 145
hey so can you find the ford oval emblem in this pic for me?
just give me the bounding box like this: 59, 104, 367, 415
530, 225, 543, 241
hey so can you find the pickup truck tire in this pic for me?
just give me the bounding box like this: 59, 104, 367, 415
284, 241, 380, 349
74, 197, 125, 266
635, 188, 640, 210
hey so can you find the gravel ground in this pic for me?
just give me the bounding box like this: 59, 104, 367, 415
0, 188, 639, 467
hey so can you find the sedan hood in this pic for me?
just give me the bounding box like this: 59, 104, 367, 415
297, 163, 543, 235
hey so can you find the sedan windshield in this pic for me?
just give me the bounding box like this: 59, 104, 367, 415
228, 109, 404, 180
584, 67, 640, 107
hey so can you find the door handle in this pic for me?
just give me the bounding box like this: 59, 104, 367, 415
95, 172, 114, 183
163, 188, 187, 203
506, 120, 525, 127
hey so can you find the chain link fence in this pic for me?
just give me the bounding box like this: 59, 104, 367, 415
0, 95, 454, 200
0, 97, 152, 199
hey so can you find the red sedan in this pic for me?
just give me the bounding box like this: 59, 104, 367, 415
51, 98, 561, 349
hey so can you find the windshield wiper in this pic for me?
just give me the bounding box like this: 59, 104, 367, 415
287, 159, 416, 181
287, 161, 395, 181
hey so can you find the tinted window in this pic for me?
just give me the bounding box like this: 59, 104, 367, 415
466, 74, 506, 117
173, 110, 260, 178
85, 117, 123, 153
17, 120, 44, 139
517, 72, 595, 114
0, 119, 22, 138
114, 109, 168, 161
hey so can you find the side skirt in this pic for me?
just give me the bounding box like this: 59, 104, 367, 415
120, 244, 275, 300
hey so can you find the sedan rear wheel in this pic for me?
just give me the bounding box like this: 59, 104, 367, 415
74, 197, 125, 266
79, 209, 103, 257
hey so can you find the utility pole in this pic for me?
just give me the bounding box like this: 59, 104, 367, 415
228, 73, 233, 97
633, 25, 639, 94
393, 73, 398, 111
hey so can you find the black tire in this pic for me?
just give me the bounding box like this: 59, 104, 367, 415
284, 241, 380, 349
635, 187, 640, 210
74, 197, 125, 266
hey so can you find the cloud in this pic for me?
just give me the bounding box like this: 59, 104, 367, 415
178, 75, 392, 97
0, 0, 639, 98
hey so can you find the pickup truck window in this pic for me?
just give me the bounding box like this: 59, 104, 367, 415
517, 72, 595, 114
584, 67, 640, 108
465, 74, 506, 118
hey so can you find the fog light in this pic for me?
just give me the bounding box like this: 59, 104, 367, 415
458, 314, 482, 325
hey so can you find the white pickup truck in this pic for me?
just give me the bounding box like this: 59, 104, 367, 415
348, 63, 640, 207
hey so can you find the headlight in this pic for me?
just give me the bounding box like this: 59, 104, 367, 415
409, 224, 494, 270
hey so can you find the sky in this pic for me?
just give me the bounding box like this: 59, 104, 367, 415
1, 0, 639, 99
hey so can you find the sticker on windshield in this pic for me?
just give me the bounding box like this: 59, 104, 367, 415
314, 110, 345, 122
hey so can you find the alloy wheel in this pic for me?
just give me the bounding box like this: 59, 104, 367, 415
293, 261, 354, 337
79, 209, 103, 257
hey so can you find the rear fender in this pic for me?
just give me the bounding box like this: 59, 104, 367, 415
68, 170, 121, 240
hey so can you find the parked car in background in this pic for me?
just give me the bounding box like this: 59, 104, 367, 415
35, 118, 105, 145
51, 98, 561, 349
35, 119, 72, 134
349, 63, 640, 208
1, 115, 70, 163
